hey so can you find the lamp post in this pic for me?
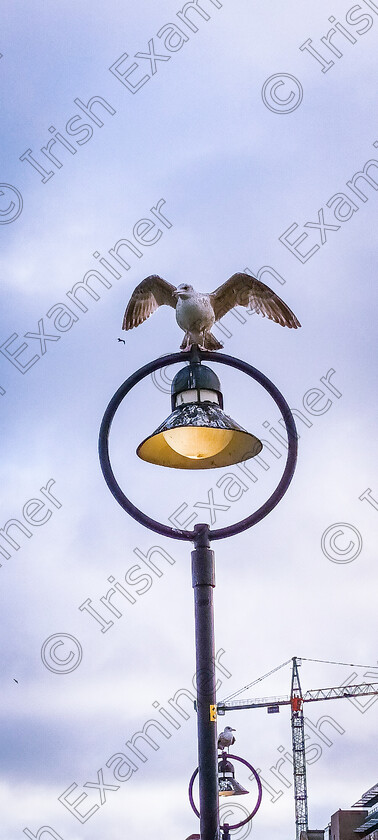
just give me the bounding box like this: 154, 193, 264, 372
99, 345, 297, 840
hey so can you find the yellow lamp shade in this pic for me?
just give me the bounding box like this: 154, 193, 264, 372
137, 403, 262, 469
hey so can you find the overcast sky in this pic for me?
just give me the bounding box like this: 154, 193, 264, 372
1, 2, 378, 839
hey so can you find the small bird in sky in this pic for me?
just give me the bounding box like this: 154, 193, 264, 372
117, 337, 126, 344
218, 726, 236, 750
122, 273, 300, 350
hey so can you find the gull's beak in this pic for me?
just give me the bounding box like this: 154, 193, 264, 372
172, 288, 180, 297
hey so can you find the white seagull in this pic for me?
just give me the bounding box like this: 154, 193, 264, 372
218, 726, 236, 750
122, 273, 301, 350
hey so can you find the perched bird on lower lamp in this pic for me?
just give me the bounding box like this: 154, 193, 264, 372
218, 726, 236, 750
122, 272, 301, 350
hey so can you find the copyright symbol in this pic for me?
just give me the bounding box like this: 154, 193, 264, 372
261, 73, 303, 113
0, 183, 23, 224
41, 633, 83, 673
150, 366, 174, 394
321, 523, 362, 564
219, 803, 252, 838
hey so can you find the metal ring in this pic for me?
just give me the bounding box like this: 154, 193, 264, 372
98, 349, 297, 542
188, 753, 262, 828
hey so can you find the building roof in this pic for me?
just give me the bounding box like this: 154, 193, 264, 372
300, 830, 325, 840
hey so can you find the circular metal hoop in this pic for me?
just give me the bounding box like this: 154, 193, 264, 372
98, 349, 298, 542
188, 753, 262, 829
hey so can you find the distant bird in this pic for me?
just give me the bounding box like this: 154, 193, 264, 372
218, 726, 236, 750
122, 273, 301, 350
13, 679, 18, 683
117, 338, 126, 344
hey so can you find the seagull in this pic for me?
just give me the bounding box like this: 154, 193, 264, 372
122, 273, 301, 350
218, 726, 236, 750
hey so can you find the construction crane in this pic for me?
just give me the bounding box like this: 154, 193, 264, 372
217, 657, 378, 840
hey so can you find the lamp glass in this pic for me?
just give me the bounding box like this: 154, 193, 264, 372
162, 427, 234, 459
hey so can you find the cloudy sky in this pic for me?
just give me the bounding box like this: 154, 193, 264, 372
1, 1, 377, 839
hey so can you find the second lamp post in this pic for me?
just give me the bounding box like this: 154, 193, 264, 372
99, 345, 298, 840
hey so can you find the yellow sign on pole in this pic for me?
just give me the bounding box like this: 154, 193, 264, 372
210, 704, 217, 721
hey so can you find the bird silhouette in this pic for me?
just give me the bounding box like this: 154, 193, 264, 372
122, 273, 301, 351
218, 726, 236, 750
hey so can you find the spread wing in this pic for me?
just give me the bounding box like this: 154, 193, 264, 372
122, 275, 177, 331
210, 273, 301, 328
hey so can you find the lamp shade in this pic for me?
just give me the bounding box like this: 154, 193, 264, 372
137, 403, 262, 468
137, 361, 262, 469
218, 756, 249, 797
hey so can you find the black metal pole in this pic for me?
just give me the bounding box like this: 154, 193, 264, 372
191, 523, 219, 840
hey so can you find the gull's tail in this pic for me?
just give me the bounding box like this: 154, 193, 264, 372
204, 331, 223, 350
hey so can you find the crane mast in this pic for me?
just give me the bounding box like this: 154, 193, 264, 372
291, 657, 308, 840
